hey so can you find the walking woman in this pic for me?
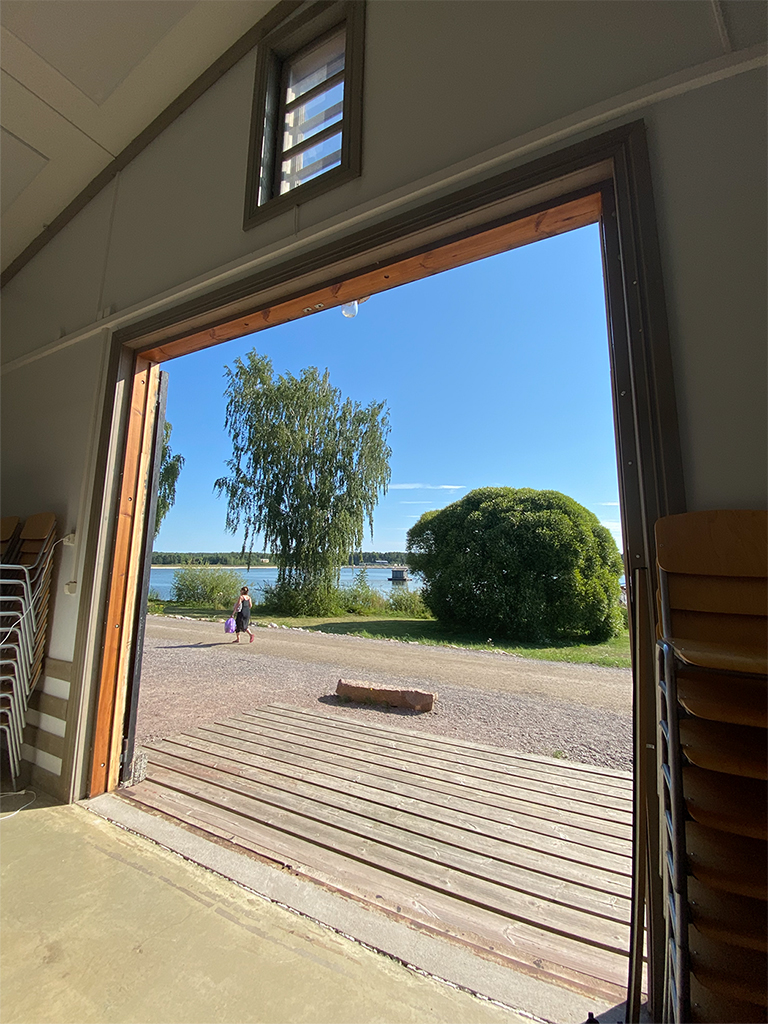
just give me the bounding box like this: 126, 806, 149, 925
232, 586, 254, 643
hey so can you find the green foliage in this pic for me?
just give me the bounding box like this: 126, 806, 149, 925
170, 566, 246, 608
214, 352, 391, 596
260, 579, 345, 617
342, 566, 387, 615
257, 568, 429, 619
152, 551, 272, 566
154, 422, 185, 538
407, 487, 624, 642
385, 586, 430, 617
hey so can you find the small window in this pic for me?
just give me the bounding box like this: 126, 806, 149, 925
244, 2, 364, 229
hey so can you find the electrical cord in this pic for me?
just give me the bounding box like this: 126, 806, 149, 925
0, 788, 37, 820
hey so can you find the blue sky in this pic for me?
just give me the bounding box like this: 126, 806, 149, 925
156, 222, 623, 553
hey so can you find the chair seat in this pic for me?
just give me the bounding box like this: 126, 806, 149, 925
679, 719, 768, 780
683, 766, 767, 839
688, 878, 768, 952
668, 638, 767, 676
688, 926, 768, 1007
686, 822, 768, 899
689, 973, 768, 1023
676, 669, 768, 728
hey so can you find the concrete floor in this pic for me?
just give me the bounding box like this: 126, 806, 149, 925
0, 790, 532, 1024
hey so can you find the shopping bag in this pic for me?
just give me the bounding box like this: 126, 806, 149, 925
224, 617, 236, 634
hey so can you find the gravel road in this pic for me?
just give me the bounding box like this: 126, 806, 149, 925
136, 616, 633, 770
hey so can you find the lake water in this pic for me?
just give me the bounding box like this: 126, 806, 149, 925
148, 564, 420, 602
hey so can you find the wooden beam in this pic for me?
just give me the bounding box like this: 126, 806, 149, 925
141, 192, 601, 363
107, 364, 160, 791
89, 358, 153, 796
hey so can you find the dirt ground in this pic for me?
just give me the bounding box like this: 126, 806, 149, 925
135, 615, 633, 769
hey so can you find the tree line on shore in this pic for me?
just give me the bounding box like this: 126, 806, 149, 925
151, 551, 408, 566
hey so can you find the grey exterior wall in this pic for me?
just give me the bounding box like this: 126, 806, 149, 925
1, 0, 766, 796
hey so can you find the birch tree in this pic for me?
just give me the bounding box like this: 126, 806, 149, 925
214, 352, 391, 601
154, 422, 185, 538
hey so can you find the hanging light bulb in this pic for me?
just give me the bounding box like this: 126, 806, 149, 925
341, 296, 370, 319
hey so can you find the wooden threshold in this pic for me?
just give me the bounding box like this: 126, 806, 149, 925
120, 703, 639, 1003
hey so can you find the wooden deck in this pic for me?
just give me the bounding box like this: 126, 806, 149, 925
123, 704, 635, 1002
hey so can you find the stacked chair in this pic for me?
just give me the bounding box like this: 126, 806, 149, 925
656, 510, 767, 1023
0, 513, 57, 789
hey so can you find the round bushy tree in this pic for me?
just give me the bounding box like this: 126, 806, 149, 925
406, 488, 623, 642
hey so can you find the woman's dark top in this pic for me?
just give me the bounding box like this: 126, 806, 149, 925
235, 596, 251, 632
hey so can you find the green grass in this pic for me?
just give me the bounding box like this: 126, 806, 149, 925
147, 600, 631, 667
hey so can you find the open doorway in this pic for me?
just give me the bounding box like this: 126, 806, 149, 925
82, 125, 684, 1023
120, 217, 636, 1009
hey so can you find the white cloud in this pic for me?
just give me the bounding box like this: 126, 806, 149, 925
597, 501, 620, 506
601, 519, 623, 544
391, 483, 465, 490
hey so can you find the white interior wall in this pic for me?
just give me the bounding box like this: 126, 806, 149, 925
1, 2, 766, 786
643, 68, 767, 510
67, 0, 747, 315
1, 332, 108, 661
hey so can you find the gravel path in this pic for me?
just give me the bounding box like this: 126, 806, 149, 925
136, 616, 633, 770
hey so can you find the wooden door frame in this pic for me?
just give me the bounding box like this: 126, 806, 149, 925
82, 120, 683, 1020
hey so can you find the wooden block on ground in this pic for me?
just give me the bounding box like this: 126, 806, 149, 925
336, 679, 435, 712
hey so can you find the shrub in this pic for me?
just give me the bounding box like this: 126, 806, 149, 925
170, 566, 246, 608
386, 586, 430, 617
407, 487, 623, 643
341, 567, 387, 615
259, 579, 346, 617
259, 566, 431, 619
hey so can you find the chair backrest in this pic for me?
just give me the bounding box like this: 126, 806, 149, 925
655, 510, 768, 646
0, 516, 21, 561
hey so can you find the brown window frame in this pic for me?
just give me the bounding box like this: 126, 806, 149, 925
243, 0, 365, 230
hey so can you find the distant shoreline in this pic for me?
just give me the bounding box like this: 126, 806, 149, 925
149, 564, 398, 570
150, 564, 273, 570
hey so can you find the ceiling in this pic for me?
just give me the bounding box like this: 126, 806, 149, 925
0, 0, 279, 274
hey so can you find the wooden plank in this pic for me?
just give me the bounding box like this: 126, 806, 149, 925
143, 761, 630, 950
89, 358, 152, 796
267, 702, 633, 788
155, 731, 632, 877
146, 737, 632, 898
197, 720, 633, 844
233, 710, 633, 817
219, 713, 633, 823
143, 747, 631, 923
108, 363, 160, 791
123, 779, 630, 1002
142, 760, 631, 952
141, 194, 601, 362
181, 726, 633, 861
247, 706, 634, 800
240, 707, 634, 808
